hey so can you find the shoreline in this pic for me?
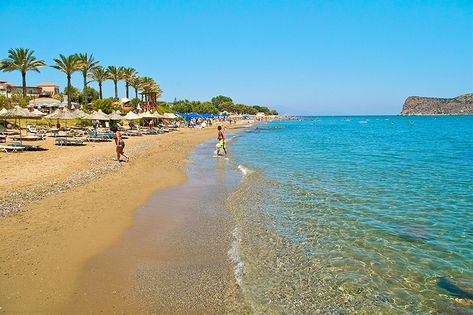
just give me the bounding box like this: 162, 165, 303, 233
63, 137, 248, 313
0, 125, 246, 313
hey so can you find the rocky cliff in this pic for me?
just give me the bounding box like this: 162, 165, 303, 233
400, 94, 473, 115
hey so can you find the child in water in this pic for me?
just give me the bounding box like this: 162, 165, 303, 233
215, 125, 227, 156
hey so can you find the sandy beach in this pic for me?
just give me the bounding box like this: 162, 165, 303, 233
0, 126, 239, 313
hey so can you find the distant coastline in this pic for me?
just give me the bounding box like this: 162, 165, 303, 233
400, 93, 473, 115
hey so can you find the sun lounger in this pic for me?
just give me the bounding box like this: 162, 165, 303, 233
144, 129, 164, 135
122, 131, 143, 137
9, 142, 47, 151
11, 135, 46, 141
85, 137, 111, 142
0, 136, 6, 143
0, 145, 25, 153
0, 130, 19, 136
55, 137, 84, 146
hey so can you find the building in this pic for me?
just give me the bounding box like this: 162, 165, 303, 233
0, 80, 13, 97
0, 80, 60, 97
36, 82, 60, 95
8, 85, 42, 97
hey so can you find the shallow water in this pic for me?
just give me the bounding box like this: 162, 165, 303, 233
225, 116, 473, 314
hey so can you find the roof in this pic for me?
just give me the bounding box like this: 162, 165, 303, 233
29, 97, 61, 104
36, 82, 59, 87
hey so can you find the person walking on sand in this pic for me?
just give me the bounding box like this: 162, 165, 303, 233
111, 126, 129, 162
215, 125, 227, 156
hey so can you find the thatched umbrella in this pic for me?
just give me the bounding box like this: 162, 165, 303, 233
0, 106, 38, 140
139, 111, 155, 119
45, 108, 80, 129
108, 110, 124, 120
31, 109, 47, 117
163, 113, 178, 119
85, 109, 110, 121
124, 111, 141, 120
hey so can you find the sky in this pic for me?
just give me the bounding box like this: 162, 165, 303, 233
0, 0, 471, 115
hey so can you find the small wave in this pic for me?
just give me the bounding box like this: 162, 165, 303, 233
228, 226, 244, 286
238, 165, 253, 175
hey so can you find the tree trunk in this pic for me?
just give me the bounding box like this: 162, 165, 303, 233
99, 81, 103, 99
67, 74, 72, 108
126, 83, 129, 99
22, 71, 27, 97
83, 72, 88, 107
135, 88, 138, 99
114, 80, 118, 99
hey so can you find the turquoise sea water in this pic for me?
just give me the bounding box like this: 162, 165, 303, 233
226, 116, 473, 314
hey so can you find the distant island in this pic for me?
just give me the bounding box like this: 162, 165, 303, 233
400, 94, 473, 115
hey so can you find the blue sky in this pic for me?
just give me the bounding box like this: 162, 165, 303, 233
0, 0, 471, 115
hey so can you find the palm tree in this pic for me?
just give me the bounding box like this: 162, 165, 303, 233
107, 66, 125, 99
122, 67, 138, 99
76, 53, 99, 106
141, 77, 156, 92
0, 48, 46, 97
130, 76, 143, 99
51, 54, 80, 108
88, 66, 109, 99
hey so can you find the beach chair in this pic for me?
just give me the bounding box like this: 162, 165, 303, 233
8, 142, 46, 151
55, 137, 84, 146
0, 145, 25, 153
85, 136, 112, 142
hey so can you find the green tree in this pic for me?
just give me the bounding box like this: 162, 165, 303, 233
211, 95, 233, 108
0, 48, 46, 97
53, 93, 65, 102
91, 98, 115, 114
122, 67, 138, 99
106, 66, 125, 99
76, 53, 99, 107
51, 54, 80, 108
130, 98, 141, 110
88, 66, 109, 99
130, 76, 143, 99
63, 86, 81, 103
79, 86, 99, 104
10, 94, 33, 108
0, 95, 12, 109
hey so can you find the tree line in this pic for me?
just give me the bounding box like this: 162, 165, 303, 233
0, 48, 160, 108
0, 48, 279, 115
159, 95, 278, 115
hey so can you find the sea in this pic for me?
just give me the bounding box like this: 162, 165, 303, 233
218, 116, 473, 314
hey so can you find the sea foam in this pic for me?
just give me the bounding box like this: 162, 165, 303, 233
238, 165, 252, 175
228, 226, 244, 286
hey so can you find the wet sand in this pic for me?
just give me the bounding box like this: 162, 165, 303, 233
0, 126, 241, 313
63, 142, 244, 313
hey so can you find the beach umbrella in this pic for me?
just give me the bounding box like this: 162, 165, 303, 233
139, 111, 156, 119
45, 108, 77, 120
163, 113, 177, 119
123, 111, 141, 120
0, 106, 36, 119
30, 109, 47, 118
120, 98, 131, 104
85, 109, 110, 121
0, 106, 39, 140
152, 112, 166, 119
72, 108, 89, 119
0, 108, 7, 115
108, 110, 124, 120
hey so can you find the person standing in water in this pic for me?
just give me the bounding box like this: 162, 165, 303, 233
111, 126, 129, 162
215, 125, 227, 156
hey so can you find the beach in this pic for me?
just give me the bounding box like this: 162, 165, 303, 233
0, 126, 241, 313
